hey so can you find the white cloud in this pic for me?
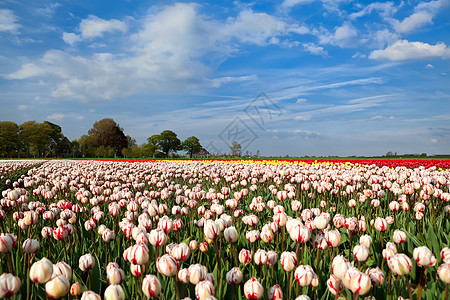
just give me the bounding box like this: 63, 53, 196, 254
431, 138, 438, 143
8, 3, 308, 101
296, 98, 307, 103
318, 22, 363, 48
295, 115, 311, 121
369, 40, 450, 61
62, 15, 128, 45
62, 32, 81, 46
79, 15, 128, 39
281, 0, 314, 10
425, 64, 434, 68
47, 113, 65, 122
393, 0, 449, 34
17, 104, 29, 110
303, 42, 327, 56
395, 11, 433, 34
350, 2, 399, 20
0, 9, 21, 33
209, 75, 257, 88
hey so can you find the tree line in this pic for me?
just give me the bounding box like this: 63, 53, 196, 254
0, 118, 203, 158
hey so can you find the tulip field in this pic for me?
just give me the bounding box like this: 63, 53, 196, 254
0, 158, 449, 300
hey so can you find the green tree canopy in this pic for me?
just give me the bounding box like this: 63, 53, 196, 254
146, 130, 181, 157
0, 121, 19, 157
182, 136, 202, 158
230, 141, 242, 157
88, 118, 128, 157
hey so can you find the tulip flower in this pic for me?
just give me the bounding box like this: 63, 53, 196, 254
353, 244, 370, 262
79, 253, 95, 272
226, 267, 243, 284
195, 280, 215, 300
224, 226, 238, 243
45, 274, 70, 299
327, 274, 343, 296
80, 291, 101, 300
268, 284, 283, 300
104, 285, 125, 300
244, 277, 264, 300
70, 282, 82, 296
30, 257, 53, 283
280, 251, 297, 272
366, 267, 385, 287
188, 264, 207, 285
22, 238, 40, 253
437, 263, 450, 284
157, 254, 179, 277
52, 261, 72, 281
388, 253, 412, 276
413, 246, 437, 268
171, 243, 191, 262
142, 275, 162, 298
0, 233, 16, 253
295, 265, 315, 286
0, 273, 21, 298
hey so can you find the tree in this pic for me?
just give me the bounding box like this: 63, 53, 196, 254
182, 136, 202, 158
147, 130, 181, 157
88, 118, 128, 157
19, 121, 53, 157
146, 135, 161, 158
230, 141, 242, 157
0, 121, 19, 157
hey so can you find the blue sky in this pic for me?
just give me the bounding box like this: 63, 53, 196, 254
1, 0, 449, 156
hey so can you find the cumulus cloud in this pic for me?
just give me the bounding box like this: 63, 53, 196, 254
17, 104, 29, 110
318, 22, 363, 48
62, 15, 128, 45
395, 11, 433, 34
303, 42, 327, 56
47, 113, 65, 122
394, 0, 449, 34
369, 40, 450, 61
8, 3, 308, 101
0, 9, 21, 33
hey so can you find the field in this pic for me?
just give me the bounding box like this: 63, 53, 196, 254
0, 158, 449, 299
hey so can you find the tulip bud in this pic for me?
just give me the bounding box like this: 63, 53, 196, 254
0, 233, 16, 253
189, 240, 198, 250
81, 291, 101, 300
199, 242, 209, 253
156, 254, 179, 277
195, 280, 215, 300
45, 274, 70, 299
393, 230, 407, 244
388, 253, 412, 276
244, 277, 264, 300
0, 273, 21, 298
30, 257, 53, 283
280, 251, 297, 272
22, 238, 40, 253
239, 248, 252, 265
359, 234, 372, 248
149, 229, 167, 247
413, 246, 437, 268
52, 261, 72, 281
104, 284, 125, 300
188, 264, 207, 285
268, 284, 283, 300
70, 282, 82, 296
142, 274, 162, 298
441, 247, 450, 264
107, 267, 124, 285
332, 255, 349, 281
437, 263, 450, 284
171, 243, 191, 262
254, 249, 268, 266
295, 265, 315, 286
226, 267, 243, 284
350, 273, 371, 296
224, 226, 238, 243
365, 267, 385, 287
325, 229, 341, 248
353, 244, 370, 262
326, 274, 343, 295
373, 217, 387, 232
79, 253, 95, 272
